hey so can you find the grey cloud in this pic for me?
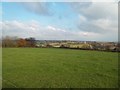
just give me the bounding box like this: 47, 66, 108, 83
78, 22, 103, 33
21, 2, 53, 16
68, 2, 118, 35
69, 2, 118, 20
69, 2, 92, 11
82, 3, 118, 20
77, 17, 118, 34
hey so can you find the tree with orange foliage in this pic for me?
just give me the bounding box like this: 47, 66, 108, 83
17, 38, 27, 47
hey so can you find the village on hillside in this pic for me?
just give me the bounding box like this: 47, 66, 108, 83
1, 36, 119, 52
36, 40, 120, 52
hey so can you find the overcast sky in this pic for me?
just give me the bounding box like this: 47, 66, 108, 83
1, 1, 118, 41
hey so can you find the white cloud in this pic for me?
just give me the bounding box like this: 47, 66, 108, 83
93, 19, 117, 32
83, 32, 88, 36
69, 2, 118, 39
70, 2, 118, 20
1, 20, 118, 41
47, 26, 56, 31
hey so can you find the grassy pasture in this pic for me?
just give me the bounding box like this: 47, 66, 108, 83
2, 48, 118, 88
0, 48, 2, 89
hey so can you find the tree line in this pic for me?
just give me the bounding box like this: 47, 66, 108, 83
2, 36, 36, 47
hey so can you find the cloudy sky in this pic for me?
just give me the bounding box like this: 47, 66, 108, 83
1, 1, 118, 41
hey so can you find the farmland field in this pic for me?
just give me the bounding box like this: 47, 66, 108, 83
0, 48, 2, 89
2, 48, 118, 88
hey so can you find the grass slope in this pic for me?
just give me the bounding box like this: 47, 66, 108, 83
0, 48, 2, 89
2, 48, 118, 88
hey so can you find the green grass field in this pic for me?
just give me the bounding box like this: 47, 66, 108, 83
2, 48, 118, 88
0, 48, 2, 89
